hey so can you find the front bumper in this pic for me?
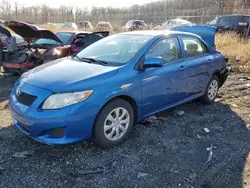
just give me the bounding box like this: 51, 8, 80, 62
9, 80, 101, 145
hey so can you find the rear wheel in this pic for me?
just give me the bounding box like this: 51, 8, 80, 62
93, 99, 134, 148
200, 75, 219, 104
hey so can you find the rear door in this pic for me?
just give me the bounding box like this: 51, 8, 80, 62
180, 36, 213, 98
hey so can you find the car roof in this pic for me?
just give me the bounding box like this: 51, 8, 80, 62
218, 14, 250, 18
119, 30, 199, 38
168, 19, 191, 22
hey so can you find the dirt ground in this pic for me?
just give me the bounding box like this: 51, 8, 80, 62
0, 73, 250, 188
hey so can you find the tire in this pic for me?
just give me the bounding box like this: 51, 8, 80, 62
200, 75, 220, 104
93, 99, 134, 148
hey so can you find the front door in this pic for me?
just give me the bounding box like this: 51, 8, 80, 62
71, 32, 110, 54
140, 37, 188, 116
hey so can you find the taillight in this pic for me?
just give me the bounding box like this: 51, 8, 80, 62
238, 22, 248, 27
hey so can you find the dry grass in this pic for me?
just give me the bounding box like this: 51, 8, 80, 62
216, 32, 250, 73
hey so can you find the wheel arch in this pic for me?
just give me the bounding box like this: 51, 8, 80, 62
212, 68, 228, 88
92, 95, 139, 134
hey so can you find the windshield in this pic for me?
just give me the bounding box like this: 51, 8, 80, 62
35, 32, 73, 45
209, 19, 218, 25
75, 34, 153, 65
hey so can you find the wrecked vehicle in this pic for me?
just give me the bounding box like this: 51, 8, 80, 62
9, 26, 229, 148
1, 21, 109, 74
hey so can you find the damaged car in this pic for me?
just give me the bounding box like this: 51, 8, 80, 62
9, 26, 229, 148
1, 21, 109, 74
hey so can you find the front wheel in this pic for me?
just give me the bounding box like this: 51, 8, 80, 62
93, 99, 134, 148
200, 75, 219, 104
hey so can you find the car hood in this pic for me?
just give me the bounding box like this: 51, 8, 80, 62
4, 21, 63, 43
169, 25, 217, 47
21, 58, 119, 93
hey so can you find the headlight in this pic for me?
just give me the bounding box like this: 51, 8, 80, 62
42, 90, 94, 110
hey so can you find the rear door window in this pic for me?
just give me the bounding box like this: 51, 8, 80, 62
229, 16, 244, 25
182, 37, 209, 57
217, 17, 230, 24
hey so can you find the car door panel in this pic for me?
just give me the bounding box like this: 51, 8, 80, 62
141, 59, 189, 116
183, 55, 213, 97
71, 32, 109, 54
140, 37, 190, 116
180, 36, 212, 98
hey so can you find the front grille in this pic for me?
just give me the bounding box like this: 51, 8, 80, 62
16, 91, 37, 106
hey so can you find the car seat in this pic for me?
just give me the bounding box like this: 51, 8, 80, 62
186, 43, 199, 57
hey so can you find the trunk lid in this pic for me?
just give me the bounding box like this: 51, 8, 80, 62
169, 25, 217, 47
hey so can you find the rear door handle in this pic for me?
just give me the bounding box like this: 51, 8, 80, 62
180, 65, 185, 70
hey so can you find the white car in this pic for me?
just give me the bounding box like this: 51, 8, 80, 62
96, 22, 112, 30
78, 21, 93, 30
154, 19, 194, 30
62, 22, 78, 30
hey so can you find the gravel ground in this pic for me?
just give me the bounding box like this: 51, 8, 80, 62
0, 73, 250, 188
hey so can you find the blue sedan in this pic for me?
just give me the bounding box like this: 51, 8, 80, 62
9, 27, 228, 148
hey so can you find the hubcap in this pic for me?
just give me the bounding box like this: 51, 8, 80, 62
208, 80, 218, 100
104, 107, 130, 141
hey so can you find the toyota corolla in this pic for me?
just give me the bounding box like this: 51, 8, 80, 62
9, 26, 228, 148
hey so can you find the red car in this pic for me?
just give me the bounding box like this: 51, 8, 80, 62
1, 21, 109, 74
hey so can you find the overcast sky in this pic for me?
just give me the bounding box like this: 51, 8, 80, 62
14, 0, 158, 8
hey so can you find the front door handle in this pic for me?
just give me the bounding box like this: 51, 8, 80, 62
179, 65, 185, 70
208, 59, 212, 63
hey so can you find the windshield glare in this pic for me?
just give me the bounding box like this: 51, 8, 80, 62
76, 34, 152, 65
35, 32, 73, 45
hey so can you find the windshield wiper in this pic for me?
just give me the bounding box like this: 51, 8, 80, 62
73, 55, 108, 66
79, 57, 108, 66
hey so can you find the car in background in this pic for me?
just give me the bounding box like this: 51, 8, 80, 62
33, 30, 110, 58
207, 14, 250, 34
62, 22, 78, 30
123, 20, 148, 31
1, 21, 109, 74
9, 26, 228, 148
154, 19, 193, 30
78, 21, 93, 30
96, 22, 112, 31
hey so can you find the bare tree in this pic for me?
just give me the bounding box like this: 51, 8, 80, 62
0, 0, 249, 26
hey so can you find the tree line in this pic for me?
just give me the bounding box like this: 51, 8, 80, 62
0, 0, 250, 25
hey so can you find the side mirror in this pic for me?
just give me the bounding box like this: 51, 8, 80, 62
143, 57, 163, 68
